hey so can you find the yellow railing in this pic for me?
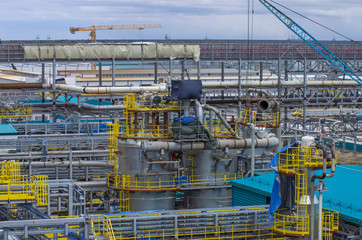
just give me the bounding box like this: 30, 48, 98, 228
31, 175, 48, 206
108, 123, 119, 173
279, 146, 336, 174
108, 173, 239, 191
0, 175, 36, 202
274, 210, 310, 237
0, 162, 21, 182
205, 119, 237, 138
125, 94, 182, 112
104, 215, 116, 240
322, 209, 339, 240
116, 223, 282, 240
119, 123, 172, 139
119, 190, 130, 212
0, 106, 32, 117
239, 109, 280, 128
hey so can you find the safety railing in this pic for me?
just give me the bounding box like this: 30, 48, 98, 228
108, 123, 119, 173
188, 173, 240, 184
239, 109, 280, 128
0, 175, 36, 202
205, 119, 237, 138
0, 162, 21, 182
90, 214, 116, 240
119, 190, 130, 212
273, 210, 310, 237
108, 173, 239, 191
107, 174, 177, 191
0, 106, 32, 117
322, 209, 339, 240
31, 175, 48, 206
116, 223, 282, 240
279, 146, 335, 174
125, 94, 182, 112
104, 215, 116, 240
119, 123, 172, 139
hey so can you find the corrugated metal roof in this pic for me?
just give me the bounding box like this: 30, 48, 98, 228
230, 165, 362, 226
0, 124, 18, 135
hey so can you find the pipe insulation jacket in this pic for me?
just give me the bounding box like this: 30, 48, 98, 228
142, 134, 279, 152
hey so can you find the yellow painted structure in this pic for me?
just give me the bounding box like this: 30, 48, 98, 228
0, 106, 32, 117
239, 109, 280, 128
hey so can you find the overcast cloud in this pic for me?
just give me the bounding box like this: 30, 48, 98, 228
0, 0, 361, 41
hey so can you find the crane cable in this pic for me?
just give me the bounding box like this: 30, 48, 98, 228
269, 0, 361, 45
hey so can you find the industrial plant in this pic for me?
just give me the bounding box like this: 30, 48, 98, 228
0, 0, 361, 239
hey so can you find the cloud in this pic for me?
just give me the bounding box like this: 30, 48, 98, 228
0, 0, 361, 40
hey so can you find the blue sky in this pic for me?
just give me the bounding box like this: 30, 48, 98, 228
1, 0, 362, 41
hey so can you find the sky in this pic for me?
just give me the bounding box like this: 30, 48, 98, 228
1, 0, 362, 41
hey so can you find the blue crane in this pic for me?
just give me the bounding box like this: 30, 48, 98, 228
258, 0, 362, 86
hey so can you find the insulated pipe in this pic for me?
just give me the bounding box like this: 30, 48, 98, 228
247, 123, 256, 177
54, 84, 168, 94
203, 104, 241, 139
194, 101, 204, 124
31, 102, 126, 110
142, 135, 279, 152
20, 161, 113, 168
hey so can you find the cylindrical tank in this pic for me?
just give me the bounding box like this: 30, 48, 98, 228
188, 149, 237, 208
118, 140, 176, 211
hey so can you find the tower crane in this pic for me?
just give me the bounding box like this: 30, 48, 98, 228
258, 0, 362, 86
69, 24, 162, 43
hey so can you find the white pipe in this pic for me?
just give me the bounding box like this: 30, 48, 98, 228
42, 79, 360, 95
318, 181, 324, 240
247, 123, 256, 177
142, 135, 279, 152
54, 84, 168, 94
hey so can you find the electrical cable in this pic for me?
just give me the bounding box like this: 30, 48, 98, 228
269, 0, 361, 45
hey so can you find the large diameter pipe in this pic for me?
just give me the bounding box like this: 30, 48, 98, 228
257, 99, 279, 112
54, 84, 167, 94
142, 135, 279, 152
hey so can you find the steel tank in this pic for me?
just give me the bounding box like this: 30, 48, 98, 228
118, 140, 175, 211
188, 149, 238, 208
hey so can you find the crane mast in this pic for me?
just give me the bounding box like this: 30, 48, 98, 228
258, 0, 362, 86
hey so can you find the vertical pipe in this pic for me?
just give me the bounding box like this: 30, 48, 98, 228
41, 63, 46, 123
354, 136, 357, 157
112, 58, 115, 87
68, 184, 73, 216
181, 60, 185, 80
221, 61, 225, 100
98, 62, 102, 86
52, 58, 56, 91
247, 123, 255, 177
259, 61, 263, 81
69, 146, 73, 180
197, 60, 201, 81
278, 58, 281, 99
318, 182, 323, 240
154, 62, 158, 84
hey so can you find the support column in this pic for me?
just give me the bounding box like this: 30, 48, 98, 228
98, 62, 102, 86
154, 62, 158, 84
112, 58, 115, 87
278, 58, 281, 99
197, 60, 201, 81
68, 184, 73, 216
41, 63, 46, 123
237, 59, 242, 137
221, 61, 225, 100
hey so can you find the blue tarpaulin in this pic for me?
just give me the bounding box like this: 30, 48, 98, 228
268, 139, 296, 224
173, 117, 198, 124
